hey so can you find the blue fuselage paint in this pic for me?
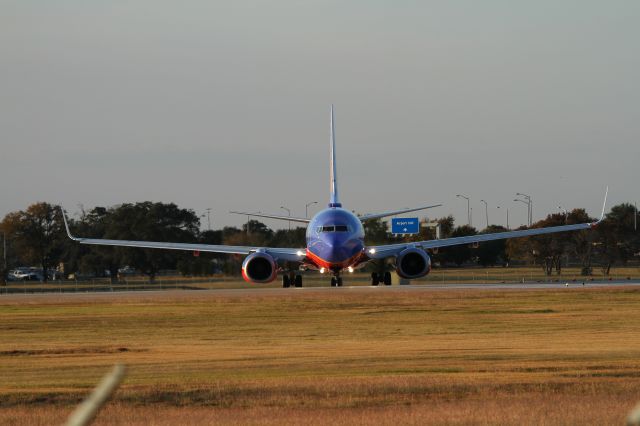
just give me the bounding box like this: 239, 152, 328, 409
305, 208, 365, 271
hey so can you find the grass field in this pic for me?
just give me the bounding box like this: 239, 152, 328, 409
1, 285, 640, 425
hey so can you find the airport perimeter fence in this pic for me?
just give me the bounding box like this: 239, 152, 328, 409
0, 274, 248, 295
1, 267, 640, 295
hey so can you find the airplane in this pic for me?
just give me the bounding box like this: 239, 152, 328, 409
61, 106, 608, 288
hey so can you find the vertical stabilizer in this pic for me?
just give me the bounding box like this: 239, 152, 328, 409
329, 105, 341, 208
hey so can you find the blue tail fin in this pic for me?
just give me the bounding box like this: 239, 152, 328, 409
329, 105, 341, 208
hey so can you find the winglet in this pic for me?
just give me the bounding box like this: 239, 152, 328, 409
599, 186, 608, 222
60, 206, 80, 241
591, 187, 608, 226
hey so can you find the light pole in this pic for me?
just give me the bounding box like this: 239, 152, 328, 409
280, 206, 291, 231
514, 199, 530, 227
204, 208, 212, 231
558, 205, 568, 224
635, 202, 637, 231
497, 206, 509, 229
456, 194, 471, 226
2, 232, 6, 274
305, 201, 318, 219
480, 199, 489, 228
516, 192, 532, 225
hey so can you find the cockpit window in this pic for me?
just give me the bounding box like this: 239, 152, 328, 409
317, 225, 349, 233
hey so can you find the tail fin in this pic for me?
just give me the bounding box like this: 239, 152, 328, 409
329, 105, 342, 208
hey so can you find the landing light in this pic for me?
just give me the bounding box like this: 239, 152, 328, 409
296, 250, 304, 257
320, 268, 326, 274
348, 266, 354, 273
368, 248, 376, 254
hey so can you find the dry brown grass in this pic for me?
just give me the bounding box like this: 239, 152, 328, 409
1, 286, 640, 425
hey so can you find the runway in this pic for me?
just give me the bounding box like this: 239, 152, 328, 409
2, 279, 640, 301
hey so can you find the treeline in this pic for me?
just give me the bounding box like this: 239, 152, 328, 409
0, 201, 638, 284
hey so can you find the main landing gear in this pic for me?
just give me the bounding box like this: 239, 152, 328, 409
330, 275, 343, 287
371, 272, 392, 286
282, 273, 303, 288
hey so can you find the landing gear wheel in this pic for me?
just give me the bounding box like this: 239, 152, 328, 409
331, 277, 337, 287
371, 272, 379, 286
337, 277, 343, 287
282, 275, 290, 288
294, 275, 303, 288
383, 272, 392, 286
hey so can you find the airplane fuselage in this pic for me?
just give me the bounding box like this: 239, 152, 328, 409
305, 207, 365, 272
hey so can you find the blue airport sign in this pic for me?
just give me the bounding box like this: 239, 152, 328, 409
391, 217, 420, 235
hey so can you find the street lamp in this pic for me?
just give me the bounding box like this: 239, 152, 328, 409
558, 205, 568, 224
516, 192, 532, 225
514, 199, 530, 227
305, 201, 318, 219
2, 232, 6, 275
456, 194, 471, 226
280, 206, 291, 231
497, 206, 509, 229
203, 208, 212, 231
480, 199, 489, 228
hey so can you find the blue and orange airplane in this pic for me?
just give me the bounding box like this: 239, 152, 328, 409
62, 106, 608, 287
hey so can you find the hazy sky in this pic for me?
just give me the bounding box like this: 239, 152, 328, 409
1, 1, 638, 230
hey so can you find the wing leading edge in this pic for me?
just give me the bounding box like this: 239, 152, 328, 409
367, 188, 608, 260
60, 208, 305, 262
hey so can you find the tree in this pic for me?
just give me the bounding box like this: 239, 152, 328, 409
507, 210, 594, 276
593, 204, 639, 275
564, 209, 596, 275
476, 225, 508, 266
0, 228, 10, 285
517, 214, 568, 275
437, 216, 455, 239
72, 207, 123, 283
103, 202, 200, 282
177, 229, 225, 276
363, 218, 388, 245
1, 202, 65, 282
441, 225, 477, 266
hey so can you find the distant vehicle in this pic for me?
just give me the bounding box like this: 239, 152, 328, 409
117, 266, 137, 275
10, 269, 43, 281
62, 106, 608, 287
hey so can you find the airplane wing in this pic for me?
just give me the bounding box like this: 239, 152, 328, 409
61, 208, 305, 262
366, 189, 608, 260
359, 204, 442, 221
229, 211, 311, 224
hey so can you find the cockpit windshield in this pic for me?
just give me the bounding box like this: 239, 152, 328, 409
317, 225, 350, 233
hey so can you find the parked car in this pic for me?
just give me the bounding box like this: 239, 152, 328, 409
118, 266, 137, 275
10, 270, 43, 281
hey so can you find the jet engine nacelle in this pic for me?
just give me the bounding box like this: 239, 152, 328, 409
241, 252, 278, 283
396, 248, 431, 279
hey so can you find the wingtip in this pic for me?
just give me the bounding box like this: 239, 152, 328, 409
59, 205, 79, 241
599, 186, 608, 222
592, 186, 608, 225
